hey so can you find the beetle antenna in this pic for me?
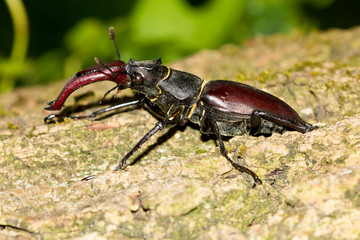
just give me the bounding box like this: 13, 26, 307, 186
109, 26, 121, 61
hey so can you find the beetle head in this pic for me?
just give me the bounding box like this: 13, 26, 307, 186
125, 57, 169, 98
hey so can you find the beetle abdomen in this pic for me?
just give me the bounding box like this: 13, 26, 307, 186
200, 80, 314, 134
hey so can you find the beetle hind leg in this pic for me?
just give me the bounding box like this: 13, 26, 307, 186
206, 110, 262, 188
249, 110, 262, 135
249, 109, 316, 134
304, 122, 319, 132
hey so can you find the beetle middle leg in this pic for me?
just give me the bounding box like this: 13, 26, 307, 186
83, 119, 167, 180
206, 110, 263, 188
113, 120, 167, 171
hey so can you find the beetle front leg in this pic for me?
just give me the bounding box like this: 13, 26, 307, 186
206, 110, 263, 188
113, 120, 167, 171
71, 99, 142, 120
44, 99, 142, 124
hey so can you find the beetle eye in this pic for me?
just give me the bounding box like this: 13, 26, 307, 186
133, 74, 143, 84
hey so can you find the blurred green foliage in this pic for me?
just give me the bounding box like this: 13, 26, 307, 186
0, 0, 348, 92
1, 0, 29, 92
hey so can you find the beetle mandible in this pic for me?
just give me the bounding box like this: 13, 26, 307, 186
44, 27, 317, 187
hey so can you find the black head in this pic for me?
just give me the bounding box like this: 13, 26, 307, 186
125, 57, 169, 98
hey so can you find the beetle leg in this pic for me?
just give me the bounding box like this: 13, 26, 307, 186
113, 120, 167, 171
44, 99, 141, 123
99, 84, 119, 104
71, 99, 142, 119
250, 110, 317, 134
206, 110, 263, 188
249, 110, 262, 135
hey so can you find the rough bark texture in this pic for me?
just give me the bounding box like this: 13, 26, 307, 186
1, 27, 360, 239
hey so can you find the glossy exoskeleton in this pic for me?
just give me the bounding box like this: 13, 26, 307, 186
45, 27, 317, 187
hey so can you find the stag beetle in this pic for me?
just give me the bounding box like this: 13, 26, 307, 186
44, 27, 317, 187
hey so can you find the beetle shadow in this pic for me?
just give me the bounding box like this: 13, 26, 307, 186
44, 95, 232, 167
129, 125, 182, 166
186, 122, 233, 143
129, 121, 230, 167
